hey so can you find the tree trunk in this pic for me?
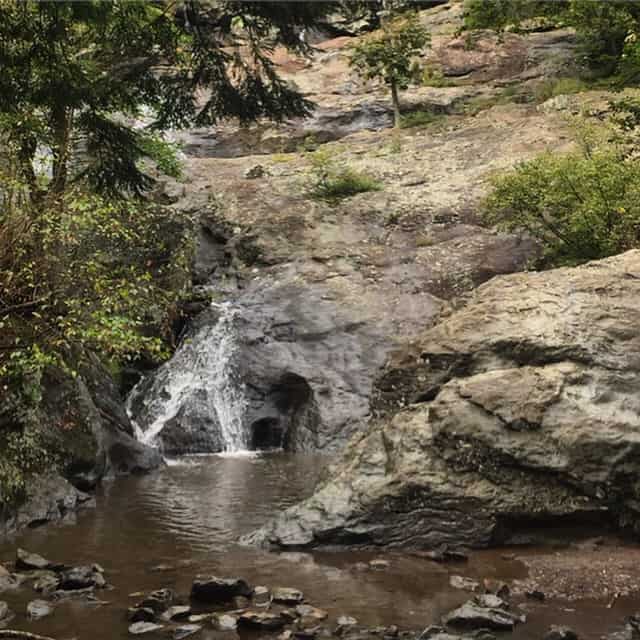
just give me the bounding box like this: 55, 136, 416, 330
390, 80, 401, 128
50, 103, 72, 196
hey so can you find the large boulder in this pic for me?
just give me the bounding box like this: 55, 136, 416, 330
1, 475, 93, 536
243, 251, 640, 549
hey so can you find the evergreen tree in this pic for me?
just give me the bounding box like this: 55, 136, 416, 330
0, 0, 333, 199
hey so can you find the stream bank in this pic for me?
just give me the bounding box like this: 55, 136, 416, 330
1, 453, 640, 640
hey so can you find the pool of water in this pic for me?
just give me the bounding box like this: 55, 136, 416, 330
0, 453, 637, 640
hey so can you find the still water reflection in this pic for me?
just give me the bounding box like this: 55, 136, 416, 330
0, 453, 636, 640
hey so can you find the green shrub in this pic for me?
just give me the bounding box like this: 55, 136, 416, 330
400, 110, 440, 129
533, 77, 591, 103
422, 67, 458, 88
483, 146, 640, 266
307, 149, 382, 202
139, 134, 184, 180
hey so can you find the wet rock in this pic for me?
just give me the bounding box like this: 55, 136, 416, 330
128, 607, 157, 623
138, 588, 174, 614
232, 595, 250, 609
59, 565, 106, 590
418, 625, 466, 640
296, 605, 328, 621
544, 626, 578, 640
415, 550, 469, 564
272, 587, 304, 605
482, 580, 509, 599
50, 586, 96, 600
253, 585, 271, 606
443, 598, 523, 631
33, 572, 61, 594
16, 548, 52, 571
238, 611, 287, 631
473, 594, 508, 610
279, 631, 294, 640
173, 624, 202, 639
246, 252, 640, 550
295, 628, 319, 640
0, 601, 12, 622
449, 576, 479, 592
2, 475, 94, 536
129, 621, 165, 635
525, 590, 545, 601
212, 613, 238, 631
27, 599, 54, 620
336, 615, 359, 635
369, 559, 390, 570
280, 609, 299, 624
161, 605, 192, 622
191, 576, 252, 603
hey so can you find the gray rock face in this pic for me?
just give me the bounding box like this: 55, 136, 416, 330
243, 252, 640, 550
1, 476, 93, 537
129, 275, 437, 454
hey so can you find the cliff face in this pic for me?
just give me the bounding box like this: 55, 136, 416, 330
141, 2, 581, 454
244, 251, 640, 550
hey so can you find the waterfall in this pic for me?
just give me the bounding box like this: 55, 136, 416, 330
127, 303, 249, 453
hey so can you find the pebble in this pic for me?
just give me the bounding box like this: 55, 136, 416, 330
129, 621, 165, 635
272, 587, 304, 604
27, 599, 54, 620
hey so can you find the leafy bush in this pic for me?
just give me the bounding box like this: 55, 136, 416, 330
139, 135, 184, 180
350, 12, 430, 128
483, 146, 640, 266
464, 0, 640, 79
463, 0, 566, 32
0, 184, 193, 502
533, 77, 591, 103
400, 110, 440, 128
307, 149, 382, 202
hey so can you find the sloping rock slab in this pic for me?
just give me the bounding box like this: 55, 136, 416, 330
243, 251, 640, 550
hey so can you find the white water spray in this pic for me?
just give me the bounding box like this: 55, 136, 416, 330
127, 303, 249, 452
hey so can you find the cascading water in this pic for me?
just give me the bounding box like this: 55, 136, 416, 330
127, 302, 250, 453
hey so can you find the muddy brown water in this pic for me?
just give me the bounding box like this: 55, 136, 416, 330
0, 452, 638, 640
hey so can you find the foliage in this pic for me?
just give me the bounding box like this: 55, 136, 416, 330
139, 135, 184, 181
400, 109, 440, 129
0, 192, 191, 380
463, 0, 566, 32
0, 0, 334, 199
0, 425, 54, 507
307, 149, 382, 202
0, 183, 192, 502
483, 141, 640, 266
533, 77, 591, 103
463, 0, 640, 80
350, 12, 430, 127
421, 66, 458, 88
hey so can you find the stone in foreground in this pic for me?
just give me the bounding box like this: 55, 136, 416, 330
191, 576, 252, 603
27, 599, 54, 620
238, 611, 287, 631
443, 598, 523, 631
272, 587, 304, 605
129, 622, 165, 635
16, 548, 52, 571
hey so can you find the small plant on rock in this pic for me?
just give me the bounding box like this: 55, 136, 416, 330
307, 149, 382, 203
350, 12, 430, 128
483, 141, 640, 266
